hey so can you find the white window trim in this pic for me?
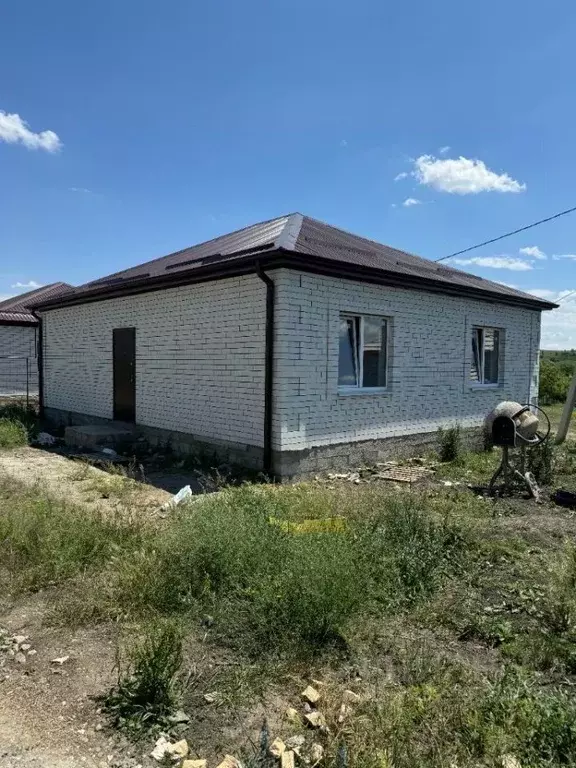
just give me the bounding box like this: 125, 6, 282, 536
338, 313, 389, 393
470, 326, 502, 388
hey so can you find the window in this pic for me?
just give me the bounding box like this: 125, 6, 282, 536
471, 327, 501, 385
338, 314, 388, 389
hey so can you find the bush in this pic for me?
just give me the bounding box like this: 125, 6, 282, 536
526, 439, 556, 485
0, 418, 28, 448
539, 358, 572, 405
438, 424, 462, 463
103, 619, 183, 734
89, 486, 468, 655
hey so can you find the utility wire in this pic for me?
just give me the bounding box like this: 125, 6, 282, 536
558, 288, 576, 304
435, 204, 576, 262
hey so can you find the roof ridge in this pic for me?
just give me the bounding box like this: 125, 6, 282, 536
83, 214, 295, 286
0, 282, 72, 311
275, 213, 304, 251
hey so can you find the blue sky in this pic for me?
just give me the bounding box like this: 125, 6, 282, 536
1, 0, 575, 348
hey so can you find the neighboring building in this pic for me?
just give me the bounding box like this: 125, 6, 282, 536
0, 283, 72, 397
36, 215, 556, 476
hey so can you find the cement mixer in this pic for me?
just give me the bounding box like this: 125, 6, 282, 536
485, 401, 550, 498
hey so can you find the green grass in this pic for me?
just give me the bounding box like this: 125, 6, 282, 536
58, 484, 471, 654
342, 660, 576, 768
103, 618, 184, 734
0, 476, 143, 590
0, 418, 28, 449
4, 470, 576, 762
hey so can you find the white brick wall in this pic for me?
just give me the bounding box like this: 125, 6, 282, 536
272, 270, 541, 451
0, 325, 38, 394
42, 276, 266, 447
40, 267, 542, 457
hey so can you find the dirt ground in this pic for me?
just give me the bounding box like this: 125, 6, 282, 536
1, 431, 576, 768
0, 593, 135, 768
0, 450, 167, 767
0, 447, 172, 519
0, 449, 288, 768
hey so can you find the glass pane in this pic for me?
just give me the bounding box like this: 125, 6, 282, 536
338, 317, 358, 386
471, 328, 482, 382
362, 317, 387, 387
483, 329, 500, 384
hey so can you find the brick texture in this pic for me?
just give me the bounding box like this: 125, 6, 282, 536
40, 267, 542, 468
0, 325, 38, 394
41, 276, 266, 447
272, 269, 541, 452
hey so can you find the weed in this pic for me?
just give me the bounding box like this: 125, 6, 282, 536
0, 477, 142, 590
338, 660, 576, 768
72, 486, 469, 655
438, 424, 462, 463
0, 401, 38, 434
103, 619, 183, 734
0, 418, 28, 448
526, 439, 556, 485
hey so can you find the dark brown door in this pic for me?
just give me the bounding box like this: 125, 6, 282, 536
113, 328, 136, 422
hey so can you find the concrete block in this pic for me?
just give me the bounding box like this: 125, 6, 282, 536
64, 424, 134, 450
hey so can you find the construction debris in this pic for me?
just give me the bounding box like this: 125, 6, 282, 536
51, 655, 70, 665
337, 703, 350, 723
301, 685, 321, 705
310, 744, 324, 764
280, 751, 295, 768
342, 689, 361, 704
269, 739, 286, 758
304, 711, 326, 729
376, 466, 435, 483
216, 756, 243, 768
284, 707, 301, 724
182, 761, 207, 768
168, 709, 191, 724
150, 737, 189, 762
285, 736, 305, 751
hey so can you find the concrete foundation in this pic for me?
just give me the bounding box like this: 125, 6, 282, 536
64, 424, 135, 451
45, 407, 264, 470
45, 406, 484, 479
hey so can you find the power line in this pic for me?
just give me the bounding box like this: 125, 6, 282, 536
435, 204, 576, 262
558, 288, 576, 304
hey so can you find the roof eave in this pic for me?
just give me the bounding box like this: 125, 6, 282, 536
34, 249, 557, 312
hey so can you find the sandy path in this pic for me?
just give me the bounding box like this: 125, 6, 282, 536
0, 446, 172, 519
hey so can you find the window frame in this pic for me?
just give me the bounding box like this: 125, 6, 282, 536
470, 326, 502, 388
338, 313, 389, 394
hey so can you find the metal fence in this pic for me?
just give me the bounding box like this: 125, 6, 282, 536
0, 356, 39, 406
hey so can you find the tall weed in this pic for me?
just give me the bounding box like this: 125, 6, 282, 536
103, 619, 183, 734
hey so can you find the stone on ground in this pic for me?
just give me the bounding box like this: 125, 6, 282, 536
301, 685, 321, 705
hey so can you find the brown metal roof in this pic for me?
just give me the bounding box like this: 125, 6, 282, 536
0, 283, 73, 324
35, 215, 557, 311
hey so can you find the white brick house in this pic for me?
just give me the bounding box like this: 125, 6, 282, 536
0, 284, 72, 397
36, 215, 556, 476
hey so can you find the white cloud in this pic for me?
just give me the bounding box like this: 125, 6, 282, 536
552, 254, 576, 261
11, 280, 42, 290
439, 145, 450, 154
412, 154, 525, 194
450, 255, 534, 271
403, 197, 422, 207
394, 171, 408, 181
528, 289, 576, 349
0, 110, 62, 153
519, 246, 546, 260
340, 139, 348, 147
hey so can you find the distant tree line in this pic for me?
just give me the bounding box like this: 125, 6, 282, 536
539, 350, 576, 405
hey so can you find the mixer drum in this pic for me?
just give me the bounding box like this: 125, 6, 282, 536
484, 401, 539, 442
